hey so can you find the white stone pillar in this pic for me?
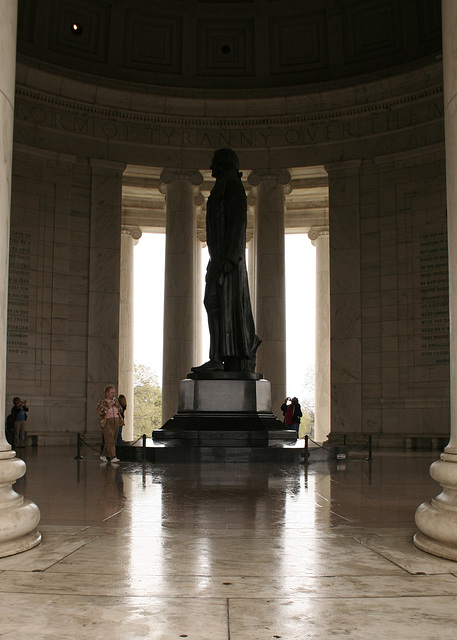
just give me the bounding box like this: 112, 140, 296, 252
248, 169, 290, 417
414, 0, 457, 560
0, 0, 41, 558
308, 228, 330, 443
247, 235, 256, 319
119, 226, 142, 442
247, 190, 257, 318
195, 234, 204, 367
195, 193, 205, 367
161, 169, 202, 423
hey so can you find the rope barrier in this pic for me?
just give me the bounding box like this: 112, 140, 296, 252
74, 432, 148, 460
75, 430, 374, 462
307, 436, 337, 453
302, 434, 373, 462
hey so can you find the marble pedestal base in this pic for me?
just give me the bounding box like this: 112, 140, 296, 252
121, 439, 301, 463
0, 450, 41, 558
178, 373, 271, 415
414, 456, 457, 561
153, 374, 296, 448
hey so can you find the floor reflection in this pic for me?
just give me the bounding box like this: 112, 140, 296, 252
6, 447, 453, 640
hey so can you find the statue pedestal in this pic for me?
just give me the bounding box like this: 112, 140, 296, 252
153, 373, 297, 455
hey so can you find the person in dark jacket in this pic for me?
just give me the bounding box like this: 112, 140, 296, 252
281, 397, 302, 435
11, 397, 28, 448
117, 394, 127, 444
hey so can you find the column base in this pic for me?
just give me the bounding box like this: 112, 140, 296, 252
414, 457, 457, 561
0, 515, 41, 558
413, 530, 457, 562
0, 450, 41, 558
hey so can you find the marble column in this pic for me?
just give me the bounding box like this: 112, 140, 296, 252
248, 169, 290, 417
195, 234, 204, 368
0, 0, 41, 558
414, 0, 457, 560
247, 189, 257, 317
308, 228, 330, 443
247, 235, 256, 319
119, 226, 142, 442
161, 169, 202, 423
86, 160, 126, 434
195, 193, 205, 367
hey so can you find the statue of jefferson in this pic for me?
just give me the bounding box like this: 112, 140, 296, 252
192, 148, 260, 373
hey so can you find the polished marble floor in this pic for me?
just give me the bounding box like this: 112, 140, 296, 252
2, 446, 457, 639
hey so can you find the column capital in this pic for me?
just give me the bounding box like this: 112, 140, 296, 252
247, 191, 257, 207
308, 226, 329, 245
194, 192, 205, 208
160, 169, 203, 187
121, 225, 143, 244
247, 169, 291, 187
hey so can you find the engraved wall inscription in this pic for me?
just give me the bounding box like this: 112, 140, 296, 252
14, 90, 443, 150
7, 231, 33, 358
419, 231, 450, 365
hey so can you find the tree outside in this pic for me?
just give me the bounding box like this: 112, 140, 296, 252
299, 407, 315, 438
298, 364, 315, 439
133, 363, 162, 439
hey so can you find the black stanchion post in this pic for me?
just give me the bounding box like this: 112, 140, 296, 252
142, 433, 146, 462
367, 434, 373, 461
304, 434, 309, 461
74, 432, 83, 460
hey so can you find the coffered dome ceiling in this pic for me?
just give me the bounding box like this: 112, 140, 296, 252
17, 0, 442, 94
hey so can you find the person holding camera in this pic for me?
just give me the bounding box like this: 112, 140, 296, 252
11, 396, 28, 448
281, 396, 302, 435
97, 385, 123, 463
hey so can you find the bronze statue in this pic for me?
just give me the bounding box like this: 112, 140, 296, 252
192, 149, 260, 373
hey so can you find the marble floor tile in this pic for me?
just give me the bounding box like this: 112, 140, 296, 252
356, 532, 457, 575
43, 530, 404, 578
0, 531, 99, 572
2, 570, 457, 600
0, 593, 228, 640
228, 595, 457, 639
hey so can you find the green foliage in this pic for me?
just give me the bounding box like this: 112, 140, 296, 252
299, 407, 315, 439
298, 364, 315, 438
133, 363, 162, 438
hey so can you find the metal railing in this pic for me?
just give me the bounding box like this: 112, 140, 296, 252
303, 433, 373, 462
74, 432, 148, 461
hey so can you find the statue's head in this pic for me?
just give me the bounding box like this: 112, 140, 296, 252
211, 148, 240, 177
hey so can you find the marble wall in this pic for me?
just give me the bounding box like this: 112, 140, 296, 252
7, 145, 92, 442
360, 147, 449, 446
328, 147, 448, 447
